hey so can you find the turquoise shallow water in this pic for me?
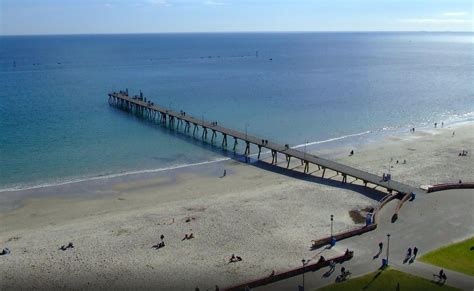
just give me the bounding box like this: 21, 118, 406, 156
0, 32, 473, 190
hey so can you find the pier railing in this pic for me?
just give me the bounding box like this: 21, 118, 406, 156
108, 90, 424, 197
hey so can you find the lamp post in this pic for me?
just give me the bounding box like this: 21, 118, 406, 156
387, 158, 392, 187
302, 259, 306, 290
386, 233, 391, 266
330, 214, 334, 238
304, 139, 308, 160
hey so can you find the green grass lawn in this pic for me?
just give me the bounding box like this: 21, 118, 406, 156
317, 268, 459, 291
419, 237, 474, 276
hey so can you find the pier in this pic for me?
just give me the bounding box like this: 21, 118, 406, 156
108, 90, 423, 196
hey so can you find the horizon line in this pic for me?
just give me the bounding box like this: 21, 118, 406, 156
1, 30, 473, 37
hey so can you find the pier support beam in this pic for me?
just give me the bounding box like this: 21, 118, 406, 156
322, 167, 326, 178
342, 174, 347, 183
222, 134, 227, 148
193, 124, 198, 136
233, 138, 238, 152
304, 161, 309, 173
185, 121, 190, 133
271, 150, 277, 164
286, 155, 291, 168
202, 127, 208, 140
244, 141, 250, 162
161, 113, 167, 125
211, 130, 217, 143
257, 146, 262, 160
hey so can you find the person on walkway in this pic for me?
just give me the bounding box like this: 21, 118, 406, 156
407, 247, 412, 257
379, 242, 383, 251
329, 260, 336, 272
441, 271, 447, 282
413, 246, 418, 258
438, 269, 447, 283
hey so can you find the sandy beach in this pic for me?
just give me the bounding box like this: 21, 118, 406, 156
1, 122, 473, 290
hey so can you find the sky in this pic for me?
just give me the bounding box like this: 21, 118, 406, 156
1, 0, 473, 35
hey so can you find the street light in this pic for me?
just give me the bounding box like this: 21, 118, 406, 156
330, 214, 334, 238
304, 139, 308, 160
386, 233, 391, 266
301, 259, 306, 290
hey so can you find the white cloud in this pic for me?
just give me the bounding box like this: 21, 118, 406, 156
204, 1, 224, 5
148, 0, 169, 5
400, 18, 471, 24
443, 12, 467, 17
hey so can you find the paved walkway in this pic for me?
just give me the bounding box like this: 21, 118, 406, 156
394, 261, 473, 290
256, 189, 474, 290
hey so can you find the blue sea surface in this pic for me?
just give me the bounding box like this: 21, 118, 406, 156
0, 32, 473, 190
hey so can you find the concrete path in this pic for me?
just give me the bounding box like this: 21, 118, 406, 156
393, 261, 474, 290
256, 189, 474, 290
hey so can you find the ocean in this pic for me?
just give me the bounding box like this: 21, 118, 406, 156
0, 32, 473, 191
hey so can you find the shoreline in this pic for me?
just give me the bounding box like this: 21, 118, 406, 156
2, 114, 472, 195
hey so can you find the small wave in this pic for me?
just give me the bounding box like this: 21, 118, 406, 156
0, 157, 230, 193
0, 130, 376, 193
291, 131, 372, 149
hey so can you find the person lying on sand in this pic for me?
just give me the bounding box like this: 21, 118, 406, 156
152, 241, 165, 249
59, 242, 74, 251
0, 248, 11, 255
182, 233, 195, 241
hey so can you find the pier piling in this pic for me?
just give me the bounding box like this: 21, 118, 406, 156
108, 91, 423, 197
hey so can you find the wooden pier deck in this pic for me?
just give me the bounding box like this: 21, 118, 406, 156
108, 91, 423, 196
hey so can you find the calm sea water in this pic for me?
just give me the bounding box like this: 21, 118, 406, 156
0, 32, 473, 190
